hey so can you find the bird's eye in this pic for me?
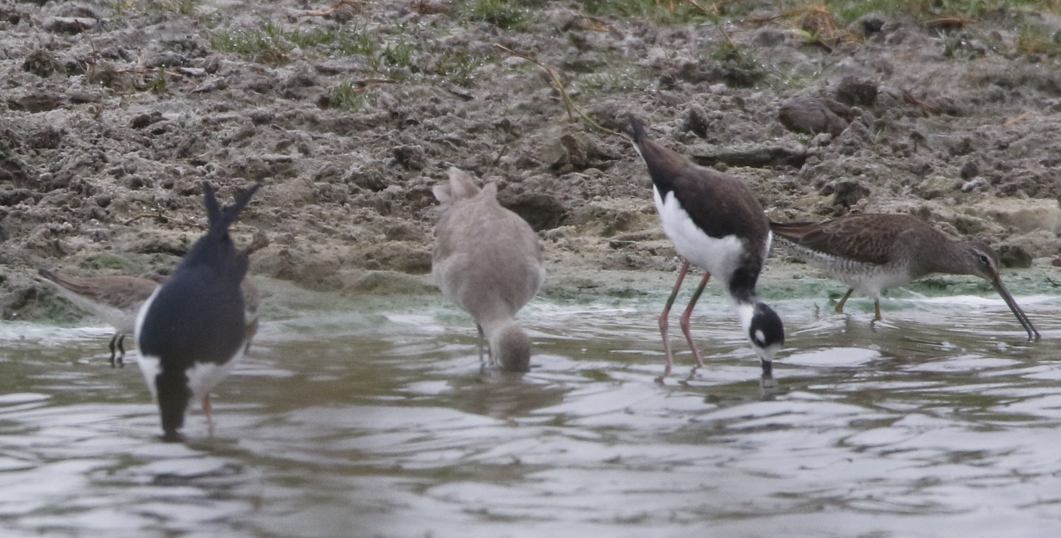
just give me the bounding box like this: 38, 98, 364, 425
978, 254, 990, 265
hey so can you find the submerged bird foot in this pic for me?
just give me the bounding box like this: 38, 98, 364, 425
203, 395, 215, 438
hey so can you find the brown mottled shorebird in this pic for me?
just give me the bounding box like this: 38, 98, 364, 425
770, 213, 1040, 340
432, 167, 544, 372
38, 270, 261, 367
628, 115, 784, 380
38, 270, 157, 367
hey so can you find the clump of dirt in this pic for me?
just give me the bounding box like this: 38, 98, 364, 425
1, 0, 1060, 320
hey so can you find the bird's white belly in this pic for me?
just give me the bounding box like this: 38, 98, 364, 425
654, 188, 745, 280
787, 244, 911, 298
135, 349, 245, 403
186, 351, 244, 403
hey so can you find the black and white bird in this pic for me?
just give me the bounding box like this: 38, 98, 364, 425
135, 182, 260, 441
628, 115, 784, 380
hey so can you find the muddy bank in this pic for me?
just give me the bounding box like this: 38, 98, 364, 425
1, 0, 1060, 322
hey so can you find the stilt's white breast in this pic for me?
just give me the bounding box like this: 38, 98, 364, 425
133, 287, 162, 397
653, 187, 745, 281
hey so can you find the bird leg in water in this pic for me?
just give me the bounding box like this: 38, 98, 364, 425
834, 288, 853, 314
203, 395, 214, 438
476, 324, 486, 364
658, 261, 691, 379
108, 335, 119, 368
874, 300, 882, 321
679, 271, 712, 372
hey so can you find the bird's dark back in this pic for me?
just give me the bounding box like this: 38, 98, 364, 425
138, 263, 247, 369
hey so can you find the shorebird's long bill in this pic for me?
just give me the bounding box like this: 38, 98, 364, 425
991, 277, 1040, 341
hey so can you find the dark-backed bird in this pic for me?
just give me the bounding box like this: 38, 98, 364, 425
134, 182, 261, 441
628, 115, 784, 380
37, 270, 157, 367
770, 213, 1039, 340
432, 167, 544, 372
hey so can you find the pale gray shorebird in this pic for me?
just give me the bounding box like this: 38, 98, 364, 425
770, 213, 1040, 340
627, 115, 784, 380
136, 182, 260, 441
37, 270, 157, 367
432, 168, 544, 372
37, 270, 262, 365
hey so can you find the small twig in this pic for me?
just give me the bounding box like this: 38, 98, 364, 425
577, 13, 610, 32
493, 44, 573, 120
492, 43, 620, 136
115, 66, 193, 83
901, 88, 936, 117
718, 24, 737, 49
1003, 111, 1032, 126
491, 145, 509, 168
353, 78, 397, 86
746, 14, 783, 24
683, 0, 711, 16
923, 17, 973, 30
297, 0, 361, 18
242, 227, 270, 256
123, 212, 164, 226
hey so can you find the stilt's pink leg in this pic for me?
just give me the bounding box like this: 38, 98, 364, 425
680, 272, 712, 370
657, 261, 691, 380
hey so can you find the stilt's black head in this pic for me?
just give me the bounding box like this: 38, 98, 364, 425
748, 302, 784, 363
157, 369, 190, 442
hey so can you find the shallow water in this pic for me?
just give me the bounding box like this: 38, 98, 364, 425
2, 288, 1061, 538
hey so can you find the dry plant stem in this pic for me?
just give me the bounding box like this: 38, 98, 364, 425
684, 0, 711, 16
923, 17, 972, 29
575, 12, 610, 32
123, 213, 163, 226
1004, 111, 1032, 125
493, 44, 574, 120
493, 44, 620, 137
298, 0, 361, 18
718, 24, 737, 48
242, 227, 270, 256
117, 67, 192, 83
492, 145, 509, 168
901, 88, 936, 117
354, 78, 397, 85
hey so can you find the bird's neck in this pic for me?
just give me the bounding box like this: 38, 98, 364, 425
917, 238, 971, 276
734, 301, 756, 336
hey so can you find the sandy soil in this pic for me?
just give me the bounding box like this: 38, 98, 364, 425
1, 0, 1060, 321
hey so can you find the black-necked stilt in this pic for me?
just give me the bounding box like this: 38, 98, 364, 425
627, 115, 784, 380
37, 269, 158, 367
770, 213, 1040, 340
135, 182, 261, 441
432, 168, 544, 372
